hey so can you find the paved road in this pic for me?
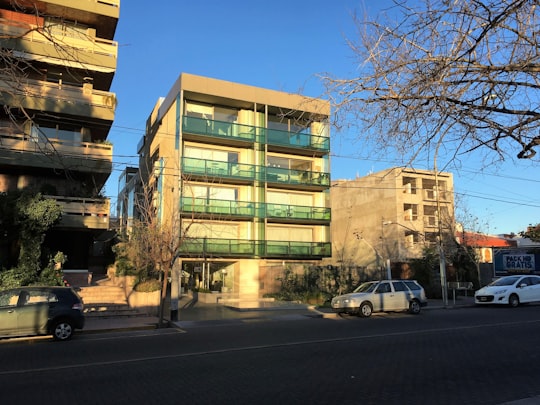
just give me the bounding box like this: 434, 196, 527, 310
1, 305, 540, 405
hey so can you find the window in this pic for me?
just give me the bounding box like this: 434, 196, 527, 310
392, 281, 407, 292
376, 282, 391, 293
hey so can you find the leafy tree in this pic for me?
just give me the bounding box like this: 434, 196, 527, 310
322, 0, 540, 163
0, 191, 62, 287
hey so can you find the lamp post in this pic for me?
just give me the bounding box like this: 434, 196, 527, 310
353, 231, 391, 280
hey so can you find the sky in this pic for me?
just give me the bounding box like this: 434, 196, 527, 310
105, 0, 539, 236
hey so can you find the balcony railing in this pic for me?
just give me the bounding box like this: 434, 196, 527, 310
45, 195, 109, 229
181, 157, 256, 182
182, 157, 331, 188
181, 197, 256, 217
0, 21, 118, 60
0, 132, 112, 158
0, 77, 116, 118
182, 116, 256, 142
266, 128, 329, 152
180, 197, 331, 222
182, 116, 329, 153
265, 166, 330, 187
177, 238, 331, 258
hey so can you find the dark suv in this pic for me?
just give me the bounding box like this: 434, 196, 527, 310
0, 286, 85, 341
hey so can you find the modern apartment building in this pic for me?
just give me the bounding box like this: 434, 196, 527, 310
0, 0, 119, 271
132, 73, 331, 301
330, 168, 455, 275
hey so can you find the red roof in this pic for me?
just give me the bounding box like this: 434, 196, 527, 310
458, 232, 517, 247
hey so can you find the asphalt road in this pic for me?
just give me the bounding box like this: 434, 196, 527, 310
1, 305, 540, 405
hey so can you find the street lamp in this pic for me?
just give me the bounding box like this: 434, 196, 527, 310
353, 231, 391, 280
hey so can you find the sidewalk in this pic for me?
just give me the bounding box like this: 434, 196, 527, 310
83, 295, 476, 333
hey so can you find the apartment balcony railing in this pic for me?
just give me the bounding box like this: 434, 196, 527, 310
266, 128, 329, 154
0, 133, 113, 173
45, 195, 109, 230
0, 20, 117, 71
265, 166, 330, 188
180, 197, 331, 222
182, 116, 256, 143
181, 157, 256, 183
182, 116, 329, 154
265, 203, 331, 221
177, 238, 331, 259
181, 157, 330, 188
0, 77, 116, 121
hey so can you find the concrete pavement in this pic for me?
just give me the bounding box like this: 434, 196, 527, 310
83, 294, 476, 333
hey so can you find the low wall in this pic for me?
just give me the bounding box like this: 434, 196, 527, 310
127, 290, 160, 316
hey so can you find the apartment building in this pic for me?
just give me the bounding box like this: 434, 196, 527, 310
0, 0, 119, 270
330, 168, 455, 274
133, 73, 331, 301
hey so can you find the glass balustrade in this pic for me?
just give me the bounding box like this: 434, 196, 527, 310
182, 116, 329, 153
180, 197, 330, 222
178, 238, 331, 258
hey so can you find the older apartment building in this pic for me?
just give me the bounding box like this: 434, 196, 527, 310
330, 168, 455, 276
129, 73, 332, 301
0, 0, 119, 271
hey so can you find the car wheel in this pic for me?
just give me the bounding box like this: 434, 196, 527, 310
508, 294, 520, 308
409, 300, 421, 314
359, 302, 373, 318
52, 319, 74, 341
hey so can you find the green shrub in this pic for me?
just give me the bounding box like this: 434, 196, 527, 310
134, 279, 161, 292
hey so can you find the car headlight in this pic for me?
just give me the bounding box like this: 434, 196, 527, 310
494, 289, 507, 295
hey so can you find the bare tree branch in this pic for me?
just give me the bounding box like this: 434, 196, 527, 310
321, 0, 540, 163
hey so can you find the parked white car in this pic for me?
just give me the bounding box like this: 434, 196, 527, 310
331, 280, 428, 317
475, 275, 540, 307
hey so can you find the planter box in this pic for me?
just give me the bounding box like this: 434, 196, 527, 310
127, 290, 160, 316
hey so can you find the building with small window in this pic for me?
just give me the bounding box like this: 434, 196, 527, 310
131, 73, 332, 303
330, 168, 455, 276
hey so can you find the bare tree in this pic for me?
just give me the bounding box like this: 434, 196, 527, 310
322, 0, 540, 164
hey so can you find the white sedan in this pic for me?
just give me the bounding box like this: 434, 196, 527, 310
475, 275, 540, 307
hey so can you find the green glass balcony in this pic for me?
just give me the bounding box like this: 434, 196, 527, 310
181, 197, 256, 217
183, 116, 256, 143
182, 157, 257, 181
266, 128, 329, 153
178, 238, 257, 256
182, 116, 329, 154
265, 166, 330, 187
177, 238, 331, 258
266, 203, 330, 221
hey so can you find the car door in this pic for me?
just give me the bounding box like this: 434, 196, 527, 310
16, 289, 49, 336
373, 282, 394, 311
518, 277, 540, 303
390, 281, 411, 311
0, 289, 21, 336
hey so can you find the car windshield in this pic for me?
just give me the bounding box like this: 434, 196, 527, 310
489, 276, 521, 287
353, 282, 377, 293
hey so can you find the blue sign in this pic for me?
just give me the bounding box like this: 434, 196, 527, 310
494, 248, 540, 276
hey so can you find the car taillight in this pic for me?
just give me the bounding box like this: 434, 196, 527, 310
72, 303, 84, 311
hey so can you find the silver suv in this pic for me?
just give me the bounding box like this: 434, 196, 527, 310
331, 280, 428, 317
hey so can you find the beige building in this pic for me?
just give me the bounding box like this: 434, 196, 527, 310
133, 73, 331, 303
0, 0, 119, 272
330, 168, 455, 276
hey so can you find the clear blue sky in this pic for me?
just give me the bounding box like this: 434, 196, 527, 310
106, 0, 539, 235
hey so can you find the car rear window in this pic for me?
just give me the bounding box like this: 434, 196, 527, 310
403, 281, 421, 291
392, 281, 407, 292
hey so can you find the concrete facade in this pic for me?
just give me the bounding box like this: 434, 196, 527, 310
130, 73, 332, 302
0, 0, 119, 271
330, 168, 455, 273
